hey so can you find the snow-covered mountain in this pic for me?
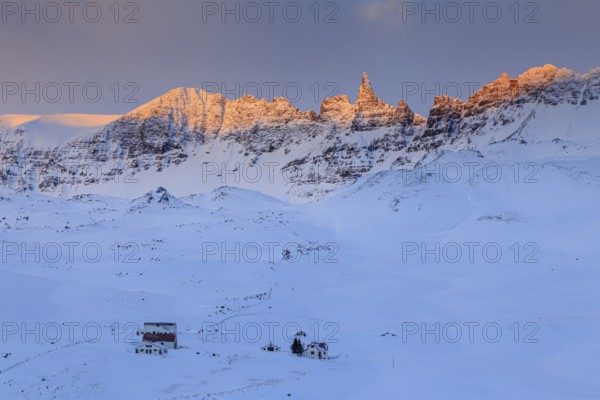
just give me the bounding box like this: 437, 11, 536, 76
1, 65, 600, 399
0, 114, 120, 147
1, 64, 599, 199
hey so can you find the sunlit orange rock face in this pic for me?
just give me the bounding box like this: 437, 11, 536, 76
320, 73, 422, 130
320, 94, 355, 127
2, 65, 600, 194
407, 65, 600, 151
220, 95, 317, 134
117, 72, 424, 141
424, 96, 464, 136
463, 64, 580, 117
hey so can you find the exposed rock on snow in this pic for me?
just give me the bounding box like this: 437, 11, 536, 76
1, 65, 599, 198
129, 187, 189, 210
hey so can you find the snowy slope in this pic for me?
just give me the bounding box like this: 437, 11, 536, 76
0, 149, 599, 398
0, 114, 121, 148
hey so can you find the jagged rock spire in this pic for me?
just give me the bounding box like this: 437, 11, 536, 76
362, 72, 370, 86
352, 72, 419, 130
357, 72, 379, 107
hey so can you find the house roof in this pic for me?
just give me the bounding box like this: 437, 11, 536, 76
308, 342, 328, 351
136, 342, 167, 350
143, 333, 177, 343
260, 343, 281, 349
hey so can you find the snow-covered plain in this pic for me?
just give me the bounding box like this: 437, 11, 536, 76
1, 141, 599, 399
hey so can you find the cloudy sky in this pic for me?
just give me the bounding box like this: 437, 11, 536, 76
1, 0, 599, 116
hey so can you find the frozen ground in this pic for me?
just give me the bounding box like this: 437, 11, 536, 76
0, 144, 599, 399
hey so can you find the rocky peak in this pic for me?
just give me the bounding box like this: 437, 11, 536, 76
352, 72, 418, 131
118, 87, 225, 138
114, 73, 421, 137
356, 72, 379, 107
513, 64, 573, 100
319, 73, 420, 130
121, 88, 321, 138
128, 88, 203, 120
4, 64, 598, 197
429, 96, 464, 117
464, 72, 516, 115
463, 65, 580, 117
220, 95, 317, 134
396, 99, 419, 126
320, 95, 355, 126
129, 186, 186, 210
416, 96, 464, 144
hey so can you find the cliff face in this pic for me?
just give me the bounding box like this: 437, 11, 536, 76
320, 95, 355, 127
462, 65, 580, 115
319, 73, 421, 131
406, 64, 600, 152
1, 65, 599, 198
352, 73, 412, 130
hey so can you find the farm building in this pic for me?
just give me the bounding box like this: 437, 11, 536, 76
135, 342, 167, 355
260, 343, 281, 352
138, 322, 177, 335
305, 342, 328, 359
142, 333, 178, 349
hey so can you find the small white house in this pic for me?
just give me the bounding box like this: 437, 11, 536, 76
305, 342, 328, 359
136, 322, 178, 350
260, 343, 281, 352
135, 342, 167, 355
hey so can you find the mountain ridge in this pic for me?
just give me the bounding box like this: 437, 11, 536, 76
1, 64, 599, 199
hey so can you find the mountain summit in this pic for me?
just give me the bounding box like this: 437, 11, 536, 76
1, 65, 599, 198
